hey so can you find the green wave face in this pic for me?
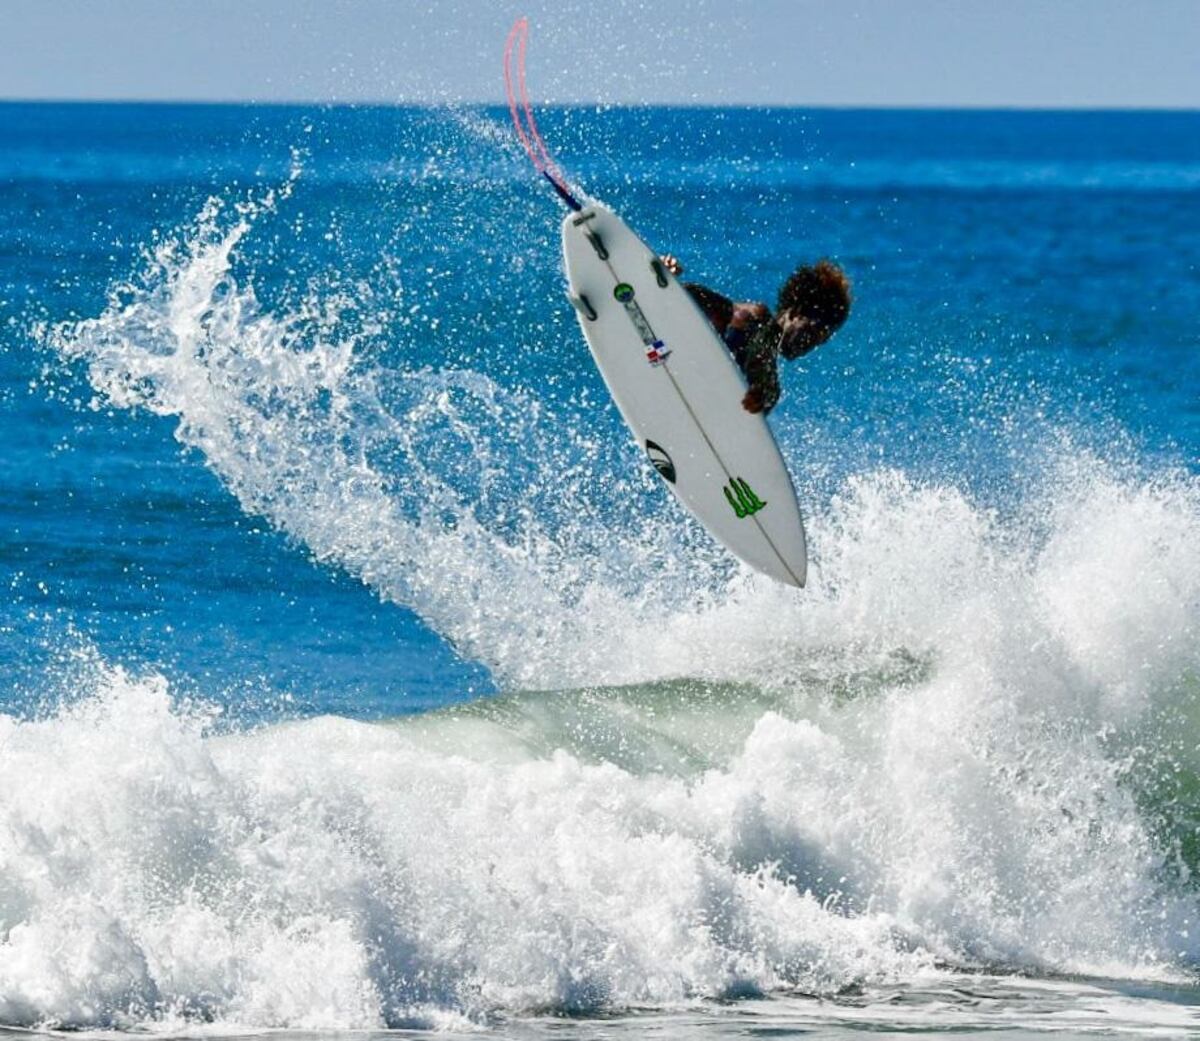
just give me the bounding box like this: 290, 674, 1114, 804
401, 645, 933, 777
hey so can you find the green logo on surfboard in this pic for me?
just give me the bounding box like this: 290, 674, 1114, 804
613, 282, 635, 302
724, 477, 767, 519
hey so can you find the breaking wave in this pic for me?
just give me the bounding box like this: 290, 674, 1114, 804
17, 148, 1200, 1030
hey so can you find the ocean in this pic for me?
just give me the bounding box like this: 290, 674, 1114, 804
0, 101, 1198, 1037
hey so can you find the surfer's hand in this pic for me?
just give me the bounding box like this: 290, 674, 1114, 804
661, 253, 683, 276
779, 312, 807, 334
742, 388, 766, 413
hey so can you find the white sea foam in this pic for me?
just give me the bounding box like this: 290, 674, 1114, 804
0, 664, 930, 1029
2, 593, 1198, 1032
45, 181, 714, 691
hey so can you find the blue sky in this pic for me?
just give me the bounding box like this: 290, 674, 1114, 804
2, 0, 1197, 107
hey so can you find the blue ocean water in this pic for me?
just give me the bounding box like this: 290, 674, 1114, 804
1, 102, 1199, 1035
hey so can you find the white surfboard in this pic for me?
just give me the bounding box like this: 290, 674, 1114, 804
562, 202, 807, 586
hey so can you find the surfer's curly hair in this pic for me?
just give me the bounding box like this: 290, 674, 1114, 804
776, 260, 851, 359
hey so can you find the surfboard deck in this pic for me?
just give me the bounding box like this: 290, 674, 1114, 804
562, 203, 807, 587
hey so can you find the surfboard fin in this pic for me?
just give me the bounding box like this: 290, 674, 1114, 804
569, 293, 598, 321
650, 257, 669, 288
584, 229, 609, 260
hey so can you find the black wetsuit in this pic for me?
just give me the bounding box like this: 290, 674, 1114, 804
683, 282, 787, 413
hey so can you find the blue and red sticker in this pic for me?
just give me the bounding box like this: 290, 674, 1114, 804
613, 282, 670, 366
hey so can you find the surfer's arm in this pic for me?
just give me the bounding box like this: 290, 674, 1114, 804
681, 281, 735, 333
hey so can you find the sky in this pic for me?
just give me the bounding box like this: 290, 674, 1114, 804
1, 0, 1197, 108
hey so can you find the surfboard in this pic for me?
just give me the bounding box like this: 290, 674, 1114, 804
562, 202, 808, 587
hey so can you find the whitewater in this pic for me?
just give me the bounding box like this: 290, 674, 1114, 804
2, 102, 1200, 1035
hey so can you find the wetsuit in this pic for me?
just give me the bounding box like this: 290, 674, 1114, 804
683, 282, 786, 413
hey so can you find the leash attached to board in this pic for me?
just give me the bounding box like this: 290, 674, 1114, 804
503, 17, 583, 212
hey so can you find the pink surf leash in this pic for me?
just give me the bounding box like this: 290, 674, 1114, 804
503, 17, 583, 211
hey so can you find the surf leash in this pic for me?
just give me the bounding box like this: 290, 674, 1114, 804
503, 17, 583, 212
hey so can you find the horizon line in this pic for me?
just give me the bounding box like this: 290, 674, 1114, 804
0, 96, 1198, 115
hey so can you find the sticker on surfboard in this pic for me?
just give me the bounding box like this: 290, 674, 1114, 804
645, 440, 676, 483
614, 282, 671, 365
723, 477, 768, 519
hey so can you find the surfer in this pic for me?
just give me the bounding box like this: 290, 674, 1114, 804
661, 255, 851, 414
